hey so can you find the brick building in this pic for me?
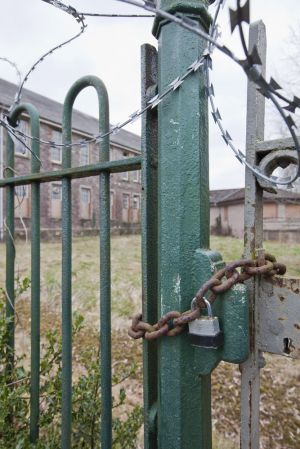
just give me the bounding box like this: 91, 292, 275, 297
0, 79, 141, 239
210, 188, 300, 243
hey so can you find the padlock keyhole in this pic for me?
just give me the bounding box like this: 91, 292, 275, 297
283, 337, 293, 355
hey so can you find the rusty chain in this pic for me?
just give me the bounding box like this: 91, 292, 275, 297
128, 253, 286, 341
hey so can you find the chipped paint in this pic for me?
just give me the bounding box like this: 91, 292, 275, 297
174, 274, 181, 298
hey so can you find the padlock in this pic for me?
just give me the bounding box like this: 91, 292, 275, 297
188, 297, 224, 349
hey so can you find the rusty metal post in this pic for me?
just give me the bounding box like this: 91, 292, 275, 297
241, 20, 267, 449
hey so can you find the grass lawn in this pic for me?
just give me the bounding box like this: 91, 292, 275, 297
211, 235, 300, 277
0, 234, 299, 449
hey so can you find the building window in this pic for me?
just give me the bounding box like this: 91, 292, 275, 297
51, 130, 62, 163
15, 185, 29, 199
51, 183, 62, 219
80, 187, 91, 204
110, 148, 117, 161
132, 194, 140, 209
263, 203, 278, 219
132, 171, 139, 183
224, 206, 228, 221
51, 183, 62, 200
80, 143, 89, 165
110, 191, 114, 219
14, 185, 30, 218
122, 193, 130, 209
122, 151, 129, 180
80, 186, 92, 219
15, 120, 29, 156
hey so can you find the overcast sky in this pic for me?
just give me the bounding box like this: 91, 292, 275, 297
1, 0, 300, 189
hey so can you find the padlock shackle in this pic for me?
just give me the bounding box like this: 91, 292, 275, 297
191, 296, 213, 317
202, 298, 212, 317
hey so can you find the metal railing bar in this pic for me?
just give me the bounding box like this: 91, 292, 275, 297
61, 91, 73, 449
61, 172, 72, 449
95, 79, 112, 449
12, 104, 42, 444
5, 103, 42, 444
59, 75, 112, 448
5, 133, 15, 376
0, 157, 142, 188
100, 169, 112, 448
30, 182, 41, 443
30, 111, 41, 442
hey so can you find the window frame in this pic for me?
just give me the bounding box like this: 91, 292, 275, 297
79, 142, 90, 166
132, 170, 139, 183
121, 151, 129, 181
14, 184, 29, 200
122, 193, 130, 210
51, 183, 62, 201
110, 190, 115, 220
80, 186, 92, 204
132, 194, 140, 210
51, 130, 62, 164
15, 120, 30, 158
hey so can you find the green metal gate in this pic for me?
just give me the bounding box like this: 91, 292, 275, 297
1, 1, 300, 449
0, 2, 231, 442
1, 75, 141, 449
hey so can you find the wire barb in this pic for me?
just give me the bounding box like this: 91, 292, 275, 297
14, 0, 87, 106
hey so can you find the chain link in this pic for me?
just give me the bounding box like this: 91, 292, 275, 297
128, 253, 286, 341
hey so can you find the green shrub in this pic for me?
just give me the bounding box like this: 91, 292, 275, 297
0, 284, 143, 448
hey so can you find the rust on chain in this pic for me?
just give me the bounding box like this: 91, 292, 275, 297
174, 308, 200, 326
128, 253, 287, 341
243, 260, 274, 275
212, 269, 240, 294
194, 278, 221, 308
265, 253, 276, 263
272, 263, 286, 275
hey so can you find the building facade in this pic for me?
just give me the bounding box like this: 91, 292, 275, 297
0, 79, 141, 239
210, 188, 300, 243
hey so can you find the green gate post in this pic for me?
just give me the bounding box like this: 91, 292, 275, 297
153, 2, 212, 449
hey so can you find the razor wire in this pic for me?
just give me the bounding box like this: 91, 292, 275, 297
0, 57, 22, 88
1, 0, 300, 187
12, 0, 87, 108
116, 0, 300, 187
78, 12, 154, 18
0, 0, 220, 150
0, 0, 230, 154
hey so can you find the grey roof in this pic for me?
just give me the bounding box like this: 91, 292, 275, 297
210, 188, 300, 206
0, 78, 141, 152
210, 189, 241, 205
